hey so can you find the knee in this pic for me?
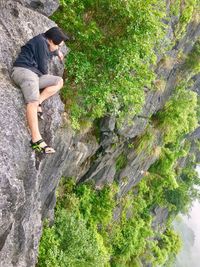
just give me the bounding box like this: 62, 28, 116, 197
57, 77, 64, 88
27, 101, 39, 107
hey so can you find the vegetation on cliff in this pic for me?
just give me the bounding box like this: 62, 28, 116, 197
38, 0, 200, 266
38, 80, 199, 266
38, 178, 182, 267
51, 0, 167, 129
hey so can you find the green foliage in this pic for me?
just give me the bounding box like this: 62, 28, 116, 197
156, 84, 198, 145
147, 139, 200, 215
135, 127, 156, 155
149, 143, 189, 190
150, 228, 182, 267
165, 164, 200, 213
115, 153, 127, 172
184, 39, 200, 75
38, 176, 185, 267
38, 209, 109, 267
110, 216, 153, 265
174, 0, 197, 38
74, 182, 117, 227
146, 77, 199, 216
197, 96, 200, 123
170, 0, 181, 17
39, 180, 111, 267
52, 0, 167, 128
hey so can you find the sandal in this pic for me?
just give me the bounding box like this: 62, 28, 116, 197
38, 104, 44, 120
30, 139, 56, 154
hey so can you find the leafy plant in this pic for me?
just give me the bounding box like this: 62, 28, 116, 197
38, 177, 185, 267
52, 0, 167, 128
155, 84, 198, 145
173, 0, 197, 38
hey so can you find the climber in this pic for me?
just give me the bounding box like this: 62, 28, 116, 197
11, 27, 69, 154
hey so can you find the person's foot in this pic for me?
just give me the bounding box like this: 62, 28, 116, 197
30, 139, 55, 154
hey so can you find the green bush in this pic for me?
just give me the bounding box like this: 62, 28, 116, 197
156, 84, 198, 145
170, 0, 181, 17
38, 209, 109, 267
38, 177, 185, 267
184, 39, 200, 75
135, 127, 156, 155
165, 165, 200, 213
174, 0, 197, 38
150, 229, 182, 267
52, 0, 167, 128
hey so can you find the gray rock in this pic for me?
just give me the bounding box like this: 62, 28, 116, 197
0, 0, 57, 72
152, 207, 169, 230
100, 115, 116, 132
0, 70, 42, 267
78, 144, 124, 186
176, 20, 200, 55
117, 116, 148, 139
0, 2, 66, 266
118, 130, 162, 196
16, 0, 59, 16
192, 73, 200, 95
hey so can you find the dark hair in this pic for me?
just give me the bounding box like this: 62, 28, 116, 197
44, 27, 70, 45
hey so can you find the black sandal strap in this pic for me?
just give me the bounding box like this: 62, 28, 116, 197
36, 139, 44, 145
31, 139, 44, 146
30, 140, 55, 154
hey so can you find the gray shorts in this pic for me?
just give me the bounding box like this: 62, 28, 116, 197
11, 67, 62, 103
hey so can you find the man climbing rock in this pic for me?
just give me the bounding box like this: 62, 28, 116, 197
11, 27, 69, 154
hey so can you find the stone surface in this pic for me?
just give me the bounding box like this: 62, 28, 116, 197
0, 2, 63, 266
0, 1, 95, 266
16, 0, 59, 16
152, 207, 169, 230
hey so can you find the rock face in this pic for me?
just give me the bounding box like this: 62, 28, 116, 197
16, 0, 59, 16
0, 1, 63, 266
0, 1, 199, 267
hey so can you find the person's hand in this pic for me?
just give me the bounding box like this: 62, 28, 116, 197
58, 50, 64, 62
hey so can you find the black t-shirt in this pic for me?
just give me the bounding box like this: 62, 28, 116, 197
13, 33, 58, 76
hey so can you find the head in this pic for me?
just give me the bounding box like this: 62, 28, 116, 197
44, 27, 69, 51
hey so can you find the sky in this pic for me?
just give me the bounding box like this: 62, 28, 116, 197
173, 166, 200, 267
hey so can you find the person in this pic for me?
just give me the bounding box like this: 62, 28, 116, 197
11, 27, 69, 154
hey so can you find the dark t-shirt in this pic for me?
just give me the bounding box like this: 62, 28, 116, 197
13, 33, 58, 76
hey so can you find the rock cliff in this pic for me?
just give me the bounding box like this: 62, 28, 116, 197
0, 0, 199, 266
0, 1, 66, 266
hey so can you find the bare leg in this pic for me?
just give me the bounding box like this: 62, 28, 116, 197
39, 78, 63, 104
28, 78, 63, 152
26, 101, 42, 142
27, 101, 55, 153
26, 79, 63, 152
